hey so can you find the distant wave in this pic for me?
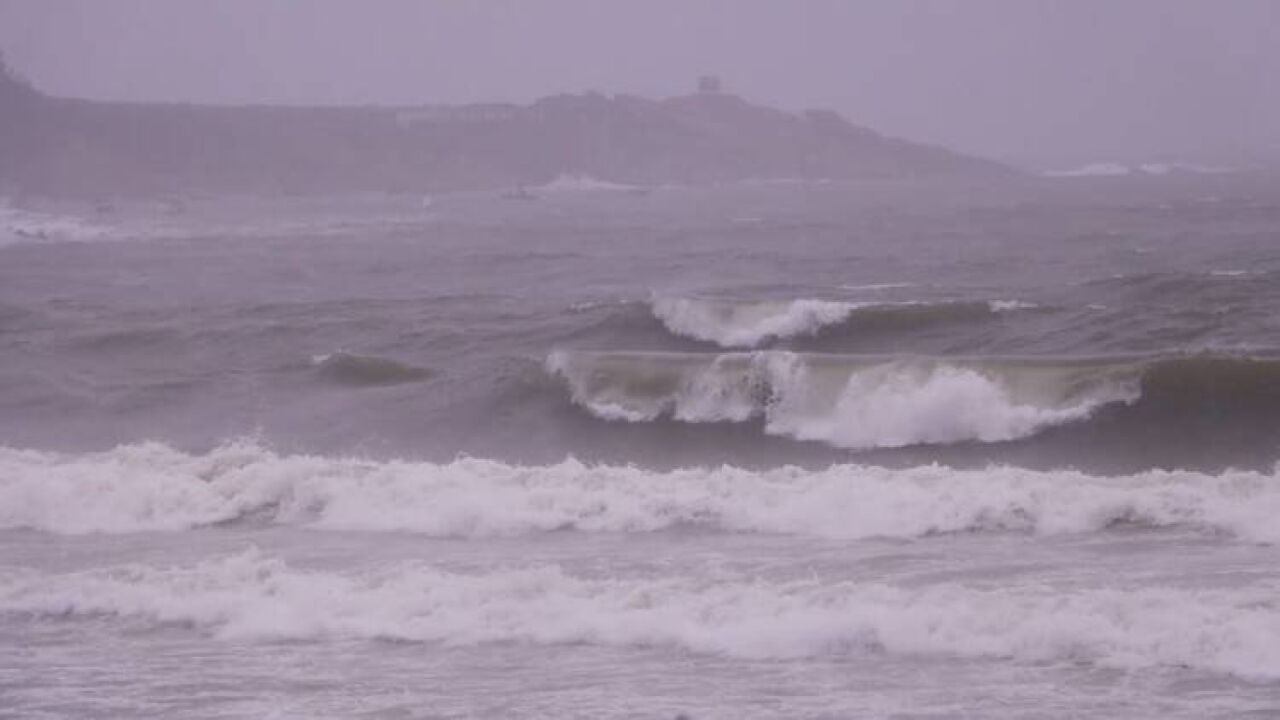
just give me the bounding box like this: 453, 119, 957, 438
1082, 269, 1276, 305
548, 350, 1144, 448
1139, 162, 1234, 176
0, 203, 440, 246
311, 352, 434, 387
0, 205, 111, 245
1043, 162, 1234, 178
838, 282, 915, 292
737, 177, 834, 187
3, 441, 1279, 542
5, 547, 1280, 677
650, 296, 1035, 348
536, 173, 640, 193
1042, 163, 1133, 178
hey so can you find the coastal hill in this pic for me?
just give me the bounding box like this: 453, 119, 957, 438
0, 60, 1011, 197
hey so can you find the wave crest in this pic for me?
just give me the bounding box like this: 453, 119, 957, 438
3, 441, 1278, 541
652, 296, 860, 347
650, 296, 1033, 348
311, 352, 434, 387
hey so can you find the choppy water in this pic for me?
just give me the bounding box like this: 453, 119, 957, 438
3, 175, 1280, 718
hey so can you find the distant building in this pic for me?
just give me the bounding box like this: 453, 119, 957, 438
697, 75, 723, 95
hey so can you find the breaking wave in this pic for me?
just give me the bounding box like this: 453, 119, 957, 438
3, 441, 1279, 541
650, 296, 1033, 348
548, 350, 1143, 448
5, 549, 1280, 678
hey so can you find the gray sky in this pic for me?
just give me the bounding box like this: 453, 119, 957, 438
1, 0, 1276, 167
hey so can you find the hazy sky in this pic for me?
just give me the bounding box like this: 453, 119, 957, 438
1, 0, 1276, 166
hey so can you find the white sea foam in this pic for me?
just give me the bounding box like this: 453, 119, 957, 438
838, 283, 915, 292
989, 299, 1038, 312
2, 442, 1278, 541
549, 351, 1141, 449
651, 296, 867, 347
5, 548, 1280, 677
537, 173, 637, 193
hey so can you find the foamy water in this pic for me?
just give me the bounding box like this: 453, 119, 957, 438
7, 546, 1280, 677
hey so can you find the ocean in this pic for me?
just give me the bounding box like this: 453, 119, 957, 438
2, 174, 1279, 718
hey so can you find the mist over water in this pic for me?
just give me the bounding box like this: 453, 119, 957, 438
3, 0, 1279, 167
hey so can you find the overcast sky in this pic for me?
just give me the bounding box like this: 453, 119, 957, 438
1, 0, 1276, 167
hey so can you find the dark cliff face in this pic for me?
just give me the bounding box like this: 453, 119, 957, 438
0, 72, 1012, 197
